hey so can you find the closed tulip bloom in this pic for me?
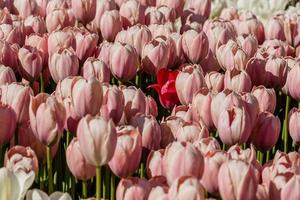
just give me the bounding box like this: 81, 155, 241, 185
66, 137, 96, 180
264, 56, 287, 87
218, 160, 258, 200
100, 10, 122, 42
0, 83, 33, 124
18, 46, 43, 82
156, 0, 185, 16
5, 145, 38, 174
142, 38, 170, 75
71, 77, 102, 117
0, 103, 16, 145
192, 88, 214, 128
281, 175, 300, 200
45, 8, 72, 33
251, 112, 281, 151
24, 15, 46, 35
0, 40, 19, 71
0, 23, 23, 45
12, 0, 36, 19
186, 0, 211, 18
224, 69, 252, 93
74, 31, 99, 61
49, 48, 79, 83
48, 30, 76, 55
71, 0, 96, 24
216, 40, 249, 71
264, 16, 285, 41
287, 64, 300, 101
160, 116, 183, 145
110, 42, 139, 81
193, 137, 221, 155
82, 57, 111, 83
240, 92, 259, 129
289, 108, 300, 144
116, 177, 152, 200
163, 141, 204, 185
145, 95, 158, 117
157, 6, 176, 23
109, 126, 142, 177
77, 115, 117, 166
245, 56, 266, 86
148, 22, 175, 38
0, 167, 20, 200
219, 7, 239, 20
145, 7, 166, 25
100, 83, 124, 124
201, 150, 227, 194
251, 85, 277, 113
205, 71, 224, 92
236, 34, 258, 58
97, 41, 113, 67
217, 104, 252, 145
130, 114, 161, 151
119, 0, 145, 28
25, 34, 48, 62
171, 105, 193, 123
148, 185, 168, 200
168, 32, 185, 68
146, 149, 165, 178
168, 176, 205, 200
176, 122, 209, 143
182, 29, 209, 64
175, 64, 206, 105
29, 93, 66, 146
0, 64, 15, 86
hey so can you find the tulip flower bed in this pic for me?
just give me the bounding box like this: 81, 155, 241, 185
1, 0, 300, 199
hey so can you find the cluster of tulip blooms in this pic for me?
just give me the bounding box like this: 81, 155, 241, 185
1, 0, 300, 199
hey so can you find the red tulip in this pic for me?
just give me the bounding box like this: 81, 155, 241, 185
148, 69, 180, 109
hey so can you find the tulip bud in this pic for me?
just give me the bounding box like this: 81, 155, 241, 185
176, 122, 209, 143
46, 9, 72, 33
224, 69, 252, 93
218, 160, 258, 200
251, 85, 277, 113
281, 175, 300, 200
182, 29, 209, 64
265, 16, 285, 41
71, 77, 103, 117
74, 31, 99, 61
220, 7, 239, 20
119, 0, 145, 28
0, 64, 15, 86
163, 141, 204, 185
18, 46, 43, 82
116, 177, 152, 200
0, 40, 19, 71
49, 48, 79, 83
48, 30, 76, 55
0, 103, 16, 145
109, 126, 142, 177
0, 23, 24, 45
24, 15, 46, 35
289, 108, 300, 144
97, 41, 112, 67
287, 64, 300, 101
145, 96, 158, 117
186, 0, 211, 18
146, 149, 165, 178
245, 56, 266, 86
156, 0, 185, 16
236, 34, 258, 58
148, 22, 175, 38
100, 10, 122, 42
92, 0, 117, 32
264, 56, 287, 87
66, 137, 96, 180
193, 137, 221, 155
205, 71, 224, 92
148, 185, 168, 200
77, 115, 117, 166
130, 114, 161, 151
82, 57, 111, 83
176, 64, 206, 105
71, 0, 96, 24
145, 8, 166, 25
251, 112, 281, 150
110, 42, 139, 81
12, 0, 36, 19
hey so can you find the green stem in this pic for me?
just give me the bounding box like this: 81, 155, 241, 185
96, 166, 102, 200
110, 174, 115, 200
82, 180, 88, 199
104, 167, 110, 199
266, 151, 270, 162
40, 73, 44, 93
135, 73, 141, 88
66, 131, 71, 147
140, 161, 145, 178
46, 146, 53, 194
283, 95, 291, 153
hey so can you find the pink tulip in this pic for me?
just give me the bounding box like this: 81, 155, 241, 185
71, 0, 96, 24
236, 34, 258, 58
201, 150, 227, 194
109, 126, 142, 177
18, 46, 43, 82
141, 37, 170, 74
0, 40, 19, 71
204, 71, 224, 92
157, 6, 176, 23
175, 64, 206, 105
176, 121, 209, 143
109, 42, 139, 81
287, 64, 300, 101
48, 30, 76, 55
160, 116, 182, 147
193, 137, 221, 155
156, 0, 185, 16
245, 56, 266, 86
240, 92, 259, 129
130, 114, 161, 151
82, 57, 111, 83
163, 141, 204, 185
12, 0, 36, 19
5, 145, 38, 174
97, 41, 113, 67
264, 56, 287, 87
281, 175, 300, 200
171, 105, 193, 123
289, 108, 300, 144
29, 93, 66, 146
119, 0, 145, 28
46, 0, 70, 14
62, 97, 80, 133
145, 8, 166, 25
74, 30, 98, 61
264, 16, 285, 41
45, 9, 72, 33
0, 102, 16, 145
77, 114, 117, 166
186, 0, 211, 18
145, 96, 158, 117
180, 10, 206, 33
219, 7, 239, 20
0, 82, 33, 124
182, 29, 209, 64
116, 177, 152, 200
168, 32, 185, 68
0, 64, 15, 86
192, 87, 214, 128
35, 0, 47, 17
224, 69, 252, 93
146, 149, 165, 178
218, 160, 258, 200
251, 85, 277, 113
251, 111, 281, 151
66, 137, 96, 180
25, 34, 48, 64
100, 83, 124, 124
48, 48, 79, 83
216, 40, 249, 71
168, 176, 205, 200
262, 39, 294, 57
100, 10, 122, 42
24, 15, 46, 36
148, 185, 168, 200
148, 22, 175, 38
71, 77, 103, 117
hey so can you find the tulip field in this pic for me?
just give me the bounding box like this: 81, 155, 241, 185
2, 0, 300, 199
